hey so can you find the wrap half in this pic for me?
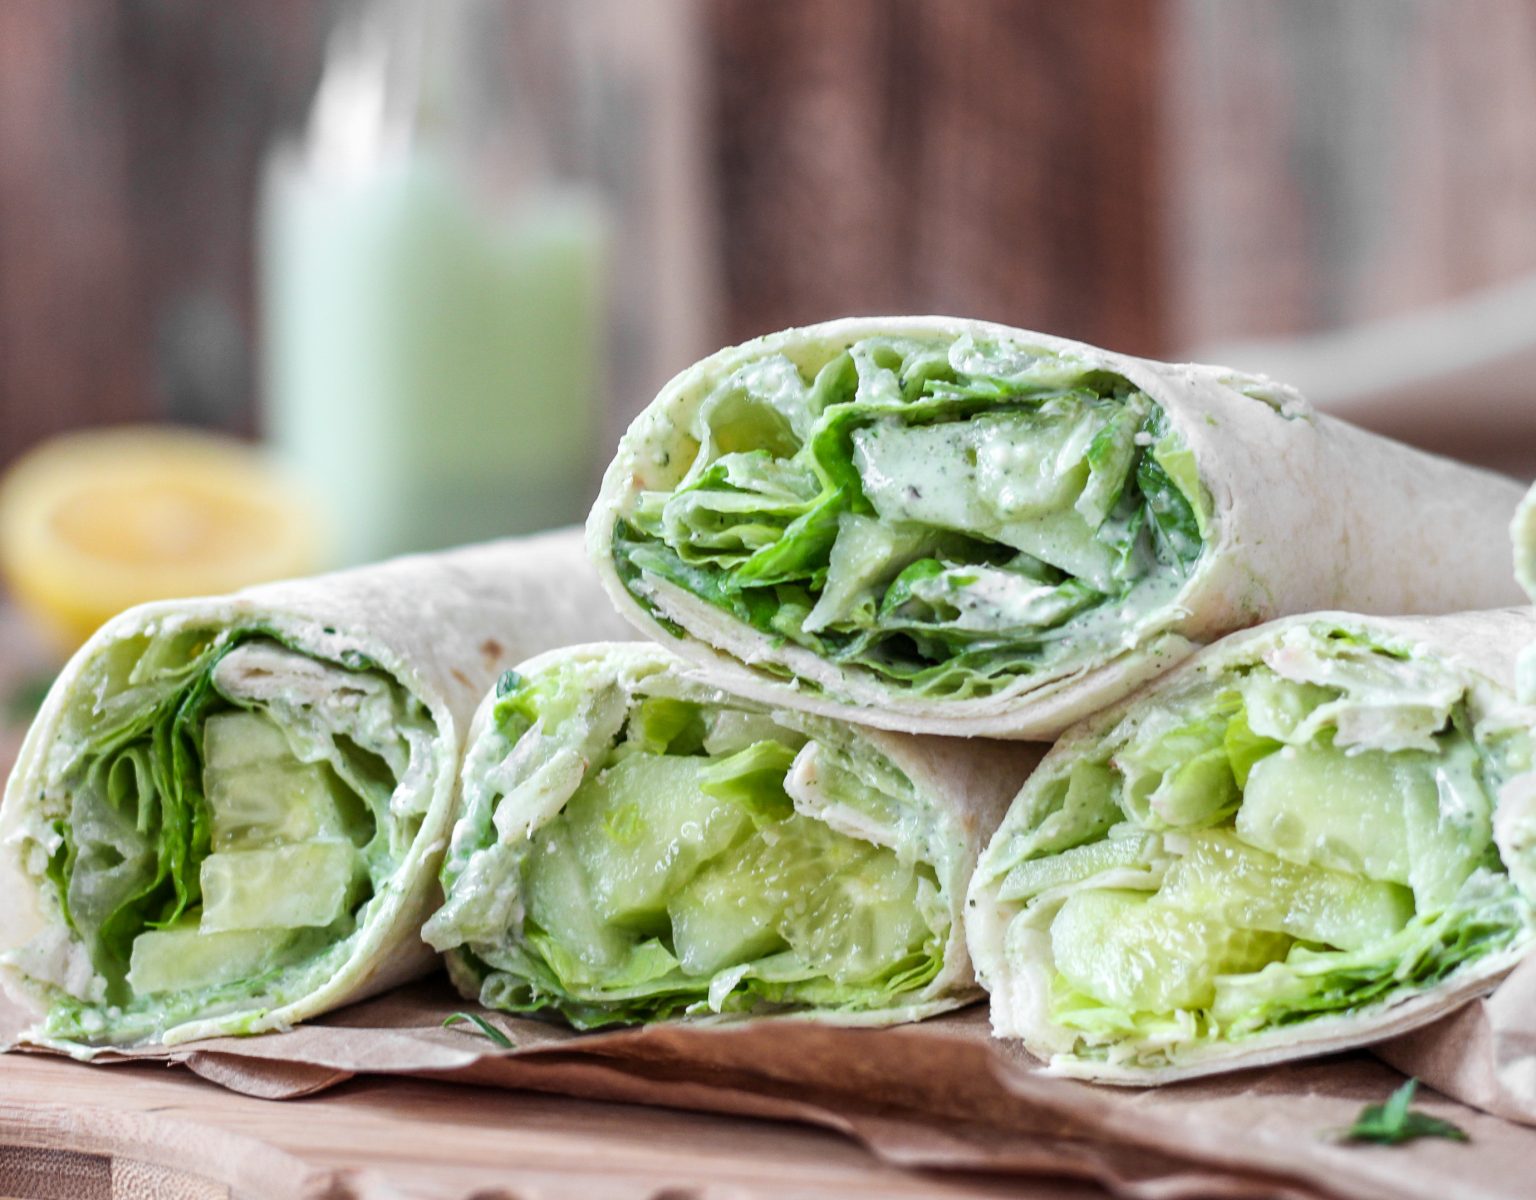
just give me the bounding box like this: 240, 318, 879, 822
588, 317, 1527, 739
423, 642, 1039, 1027
966, 608, 1536, 1082
0, 530, 633, 1048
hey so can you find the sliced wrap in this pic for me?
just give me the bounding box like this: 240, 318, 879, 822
423, 642, 1039, 1027
588, 317, 1527, 739
966, 608, 1536, 1082
0, 530, 634, 1049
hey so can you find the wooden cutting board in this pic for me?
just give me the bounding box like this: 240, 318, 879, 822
0, 1051, 1102, 1200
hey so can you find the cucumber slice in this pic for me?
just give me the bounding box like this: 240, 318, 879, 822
998, 834, 1158, 903
199, 842, 360, 932
754, 814, 873, 905
522, 820, 635, 980
1159, 830, 1413, 951
702, 708, 800, 756
778, 848, 931, 985
203, 709, 289, 768
672, 813, 889, 978
1051, 888, 1290, 1012
203, 711, 364, 850
667, 833, 788, 976
562, 753, 752, 930
1236, 744, 1427, 883
127, 923, 298, 996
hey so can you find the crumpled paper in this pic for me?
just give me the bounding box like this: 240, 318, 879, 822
9, 978, 1532, 1200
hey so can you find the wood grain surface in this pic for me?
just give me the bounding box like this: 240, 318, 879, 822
0, 1052, 1102, 1200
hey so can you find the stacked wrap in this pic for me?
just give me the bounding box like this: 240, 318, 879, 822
966, 608, 1536, 1082
425, 642, 1040, 1026
588, 317, 1526, 739
0, 531, 634, 1048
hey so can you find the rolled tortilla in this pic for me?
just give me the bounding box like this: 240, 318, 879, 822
588, 317, 1527, 739
0, 530, 635, 1049
422, 641, 1040, 1027
966, 608, 1536, 1083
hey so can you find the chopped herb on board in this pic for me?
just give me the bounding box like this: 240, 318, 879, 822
442, 1011, 515, 1049
1340, 1080, 1468, 1146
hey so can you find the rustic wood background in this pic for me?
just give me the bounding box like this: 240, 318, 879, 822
1, 0, 1533, 469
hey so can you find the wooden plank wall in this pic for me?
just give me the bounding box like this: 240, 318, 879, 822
0, 1, 1532, 468
703, 0, 1166, 354
0, 1, 326, 459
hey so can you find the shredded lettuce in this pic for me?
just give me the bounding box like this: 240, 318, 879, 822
614, 334, 1210, 700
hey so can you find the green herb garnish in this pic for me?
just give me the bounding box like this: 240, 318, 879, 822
1342, 1080, 1468, 1146
442, 1010, 515, 1048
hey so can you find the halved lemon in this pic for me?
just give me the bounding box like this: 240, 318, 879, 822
0, 426, 326, 648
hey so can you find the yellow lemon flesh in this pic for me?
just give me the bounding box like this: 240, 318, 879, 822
0, 427, 324, 648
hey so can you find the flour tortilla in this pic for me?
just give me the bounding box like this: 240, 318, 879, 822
0, 529, 635, 1049
966, 606, 1536, 1083
589, 316, 1527, 740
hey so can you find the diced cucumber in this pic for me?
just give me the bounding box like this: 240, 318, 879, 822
754, 813, 873, 906
1236, 745, 1427, 883
1159, 830, 1413, 951
199, 842, 360, 932
562, 753, 752, 930
1051, 889, 1290, 1013
670, 814, 886, 978
667, 834, 788, 976
521, 821, 634, 980
998, 834, 1157, 903
204, 710, 290, 768
127, 923, 298, 996
203, 711, 364, 850
703, 708, 801, 756
778, 848, 931, 984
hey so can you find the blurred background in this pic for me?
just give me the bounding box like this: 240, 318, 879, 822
0, 0, 1533, 654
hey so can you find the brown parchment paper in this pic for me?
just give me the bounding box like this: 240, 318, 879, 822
1378, 949, 1536, 1129
9, 979, 1532, 1200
